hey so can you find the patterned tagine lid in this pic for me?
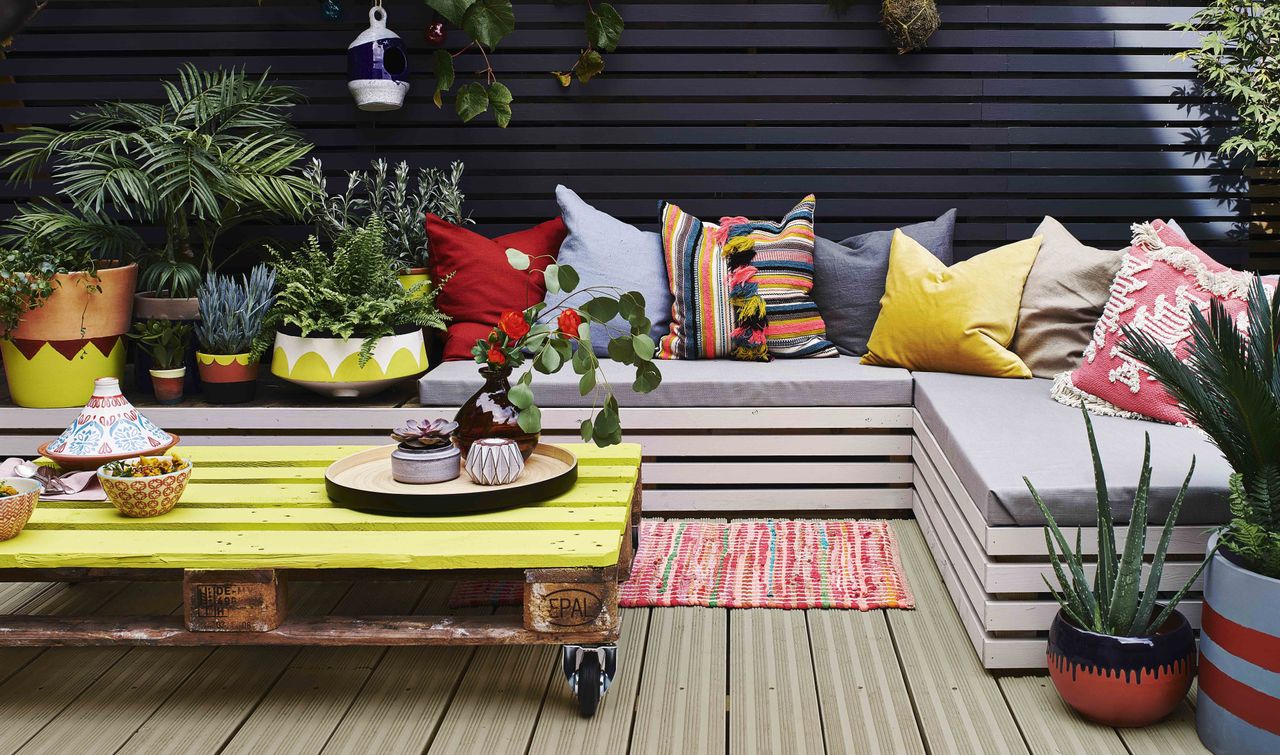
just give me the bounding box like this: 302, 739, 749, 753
40, 377, 180, 470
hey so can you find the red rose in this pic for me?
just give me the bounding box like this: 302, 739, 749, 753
498, 310, 530, 341
558, 308, 584, 337
486, 346, 507, 366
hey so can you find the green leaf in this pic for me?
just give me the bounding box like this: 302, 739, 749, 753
517, 404, 542, 434
618, 291, 645, 320
580, 418, 594, 442
462, 0, 516, 49
558, 264, 580, 293
586, 3, 624, 52
544, 264, 562, 294
553, 71, 573, 88
632, 333, 655, 361
508, 380, 534, 409
577, 321, 591, 343
488, 82, 513, 128
594, 403, 620, 436
427, 0, 475, 27
573, 49, 605, 84
633, 360, 661, 393
579, 370, 596, 396
572, 344, 593, 375
536, 345, 562, 373
607, 335, 634, 364
582, 297, 619, 323
505, 247, 531, 270
455, 82, 490, 122
433, 49, 456, 93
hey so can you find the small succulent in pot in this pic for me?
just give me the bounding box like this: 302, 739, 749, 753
390, 418, 461, 485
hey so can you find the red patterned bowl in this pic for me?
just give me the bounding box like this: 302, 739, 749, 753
0, 478, 40, 540
97, 457, 192, 518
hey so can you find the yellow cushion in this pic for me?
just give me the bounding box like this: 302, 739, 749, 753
861, 231, 1041, 378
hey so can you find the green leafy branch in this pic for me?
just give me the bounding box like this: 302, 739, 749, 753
425, 0, 624, 126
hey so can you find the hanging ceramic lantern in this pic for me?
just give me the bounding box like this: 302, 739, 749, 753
347, 4, 409, 111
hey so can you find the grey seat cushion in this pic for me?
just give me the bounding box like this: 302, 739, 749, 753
421, 356, 913, 408
913, 371, 1231, 527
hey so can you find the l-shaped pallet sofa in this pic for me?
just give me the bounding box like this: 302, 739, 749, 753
0, 355, 1226, 670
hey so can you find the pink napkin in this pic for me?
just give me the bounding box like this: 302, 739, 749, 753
0, 458, 107, 501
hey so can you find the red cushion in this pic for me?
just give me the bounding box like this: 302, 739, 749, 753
427, 215, 568, 361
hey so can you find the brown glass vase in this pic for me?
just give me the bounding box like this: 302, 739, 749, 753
454, 365, 539, 460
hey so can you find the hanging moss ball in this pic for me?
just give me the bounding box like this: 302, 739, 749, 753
881, 0, 941, 54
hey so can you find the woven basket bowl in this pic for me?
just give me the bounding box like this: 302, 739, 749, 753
98, 459, 192, 518
0, 478, 41, 541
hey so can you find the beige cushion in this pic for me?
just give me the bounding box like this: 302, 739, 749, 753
1012, 217, 1122, 377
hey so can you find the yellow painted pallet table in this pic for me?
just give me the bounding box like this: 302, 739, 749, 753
0, 442, 642, 717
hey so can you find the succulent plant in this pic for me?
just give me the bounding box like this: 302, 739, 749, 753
1027, 407, 1209, 638
391, 418, 458, 450
194, 265, 276, 356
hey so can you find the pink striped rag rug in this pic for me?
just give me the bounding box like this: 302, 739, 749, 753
449, 519, 915, 610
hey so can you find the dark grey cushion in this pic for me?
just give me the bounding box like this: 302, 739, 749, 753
913, 371, 1231, 527
813, 210, 957, 357
421, 356, 912, 408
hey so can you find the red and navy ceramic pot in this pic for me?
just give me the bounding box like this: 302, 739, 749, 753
1047, 608, 1195, 727
347, 5, 409, 111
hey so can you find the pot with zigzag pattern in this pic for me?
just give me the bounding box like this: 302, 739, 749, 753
269, 324, 428, 399
1047, 608, 1195, 727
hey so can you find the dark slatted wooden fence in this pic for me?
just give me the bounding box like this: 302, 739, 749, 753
1, 1, 1272, 267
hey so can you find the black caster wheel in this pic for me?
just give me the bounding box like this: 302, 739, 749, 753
561, 644, 617, 719
576, 652, 602, 718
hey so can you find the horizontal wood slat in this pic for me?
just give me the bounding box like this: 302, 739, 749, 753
0, 1, 1260, 266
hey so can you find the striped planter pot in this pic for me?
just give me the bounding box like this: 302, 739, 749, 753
1198, 534, 1280, 754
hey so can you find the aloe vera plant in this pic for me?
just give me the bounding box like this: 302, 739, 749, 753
1025, 407, 1210, 637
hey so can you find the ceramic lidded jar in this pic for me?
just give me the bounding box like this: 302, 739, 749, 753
347, 5, 410, 111
40, 377, 179, 470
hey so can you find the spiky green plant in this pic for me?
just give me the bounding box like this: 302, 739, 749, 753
194, 265, 276, 356
0, 64, 317, 297
1026, 408, 1209, 637
1122, 278, 1280, 580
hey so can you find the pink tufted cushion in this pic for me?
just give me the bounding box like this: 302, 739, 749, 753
1052, 220, 1268, 425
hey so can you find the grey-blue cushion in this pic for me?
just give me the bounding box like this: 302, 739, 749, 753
813, 209, 957, 356
544, 185, 673, 357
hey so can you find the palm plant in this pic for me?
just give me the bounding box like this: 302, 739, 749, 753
1027, 408, 1207, 637
1122, 279, 1280, 580
1, 64, 317, 298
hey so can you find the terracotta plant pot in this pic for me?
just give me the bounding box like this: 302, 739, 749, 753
270, 326, 428, 399
0, 477, 40, 541
1197, 534, 1280, 753
150, 367, 186, 405
1, 262, 137, 408
1047, 609, 1195, 727
196, 353, 259, 405
454, 366, 539, 460
133, 292, 200, 321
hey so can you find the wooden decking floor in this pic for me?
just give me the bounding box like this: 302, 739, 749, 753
0, 521, 1206, 755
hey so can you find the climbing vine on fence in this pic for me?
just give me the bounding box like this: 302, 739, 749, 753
425, 0, 624, 126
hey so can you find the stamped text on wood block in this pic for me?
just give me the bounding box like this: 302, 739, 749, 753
524, 567, 619, 634
184, 569, 286, 632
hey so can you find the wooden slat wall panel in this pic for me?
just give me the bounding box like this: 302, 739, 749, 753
0, 1, 1267, 267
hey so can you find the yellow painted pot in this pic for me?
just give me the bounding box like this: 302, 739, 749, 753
398, 268, 431, 297
270, 328, 428, 398
2, 262, 137, 408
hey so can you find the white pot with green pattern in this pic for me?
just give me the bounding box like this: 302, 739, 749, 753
270, 327, 428, 398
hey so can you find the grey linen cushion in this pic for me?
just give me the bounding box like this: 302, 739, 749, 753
913, 371, 1231, 528
420, 356, 912, 408
812, 209, 956, 356
1011, 216, 1123, 378
544, 185, 673, 357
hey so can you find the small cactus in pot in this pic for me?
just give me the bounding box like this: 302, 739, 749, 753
390, 418, 461, 485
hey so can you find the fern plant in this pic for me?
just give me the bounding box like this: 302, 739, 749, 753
194, 265, 276, 356
1027, 408, 1209, 637
1123, 278, 1280, 580
0, 64, 317, 297
253, 217, 448, 366
303, 158, 471, 271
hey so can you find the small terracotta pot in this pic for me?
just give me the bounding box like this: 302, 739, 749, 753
0, 478, 40, 541
1047, 609, 1195, 727
150, 367, 186, 405
196, 353, 259, 405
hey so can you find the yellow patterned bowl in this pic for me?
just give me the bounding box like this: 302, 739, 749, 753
0, 478, 40, 541
97, 456, 192, 518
